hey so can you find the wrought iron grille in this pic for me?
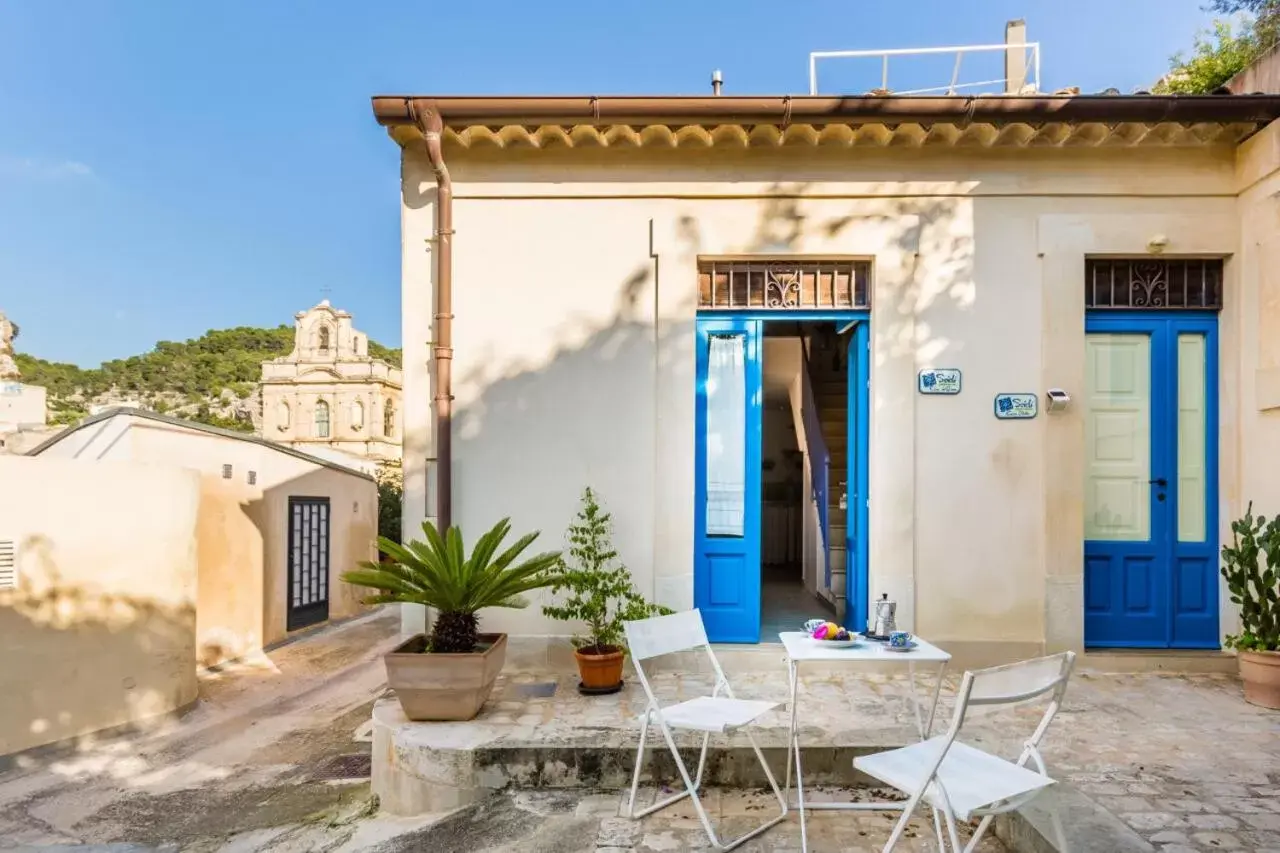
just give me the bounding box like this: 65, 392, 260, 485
1085, 259, 1223, 311
698, 260, 871, 310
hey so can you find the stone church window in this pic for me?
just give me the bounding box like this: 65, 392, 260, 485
318, 325, 331, 352
351, 400, 365, 430
383, 400, 395, 437
278, 400, 291, 430
315, 399, 331, 438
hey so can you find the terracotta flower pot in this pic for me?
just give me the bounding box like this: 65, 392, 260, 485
575, 645, 625, 690
384, 632, 507, 721
1238, 648, 1280, 710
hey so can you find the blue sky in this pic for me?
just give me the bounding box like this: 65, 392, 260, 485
0, 1, 1215, 366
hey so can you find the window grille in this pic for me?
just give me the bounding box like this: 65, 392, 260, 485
698, 260, 871, 310
248, 470, 258, 486
0, 540, 16, 590
1085, 259, 1223, 311
222, 464, 233, 479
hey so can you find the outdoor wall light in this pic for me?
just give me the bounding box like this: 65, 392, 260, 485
1147, 234, 1170, 254
1045, 388, 1071, 413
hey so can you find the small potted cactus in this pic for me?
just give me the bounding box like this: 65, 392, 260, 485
1221, 503, 1280, 709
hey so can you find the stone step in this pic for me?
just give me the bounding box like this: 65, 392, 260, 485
371, 696, 903, 815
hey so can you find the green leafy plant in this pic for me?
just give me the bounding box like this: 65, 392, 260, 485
375, 462, 403, 546
342, 519, 562, 653
542, 488, 671, 654
1155, 19, 1260, 94
1220, 502, 1280, 651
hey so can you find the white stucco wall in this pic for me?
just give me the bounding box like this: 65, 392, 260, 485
0, 383, 46, 430
32, 414, 378, 658
398, 139, 1277, 660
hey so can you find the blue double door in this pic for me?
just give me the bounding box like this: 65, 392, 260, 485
1083, 315, 1219, 648
694, 317, 867, 643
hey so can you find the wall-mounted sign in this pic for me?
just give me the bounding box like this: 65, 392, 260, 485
0, 382, 22, 397
994, 393, 1038, 420
918, 368, 961, 395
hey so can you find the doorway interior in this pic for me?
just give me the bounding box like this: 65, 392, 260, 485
759, 322, 848, 637
694, 313, 868, 643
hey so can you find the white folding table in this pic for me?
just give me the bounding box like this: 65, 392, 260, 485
778, 631, 951, 853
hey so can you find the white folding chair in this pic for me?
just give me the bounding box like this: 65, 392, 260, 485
854, 651, 1076, 853
623, 609, 788, 851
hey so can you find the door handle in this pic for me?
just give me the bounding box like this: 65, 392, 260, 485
1148, 478, 1168, 488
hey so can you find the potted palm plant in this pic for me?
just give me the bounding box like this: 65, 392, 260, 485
343, 518, 561, 721
1220, 503, 1280, 709
542, 488, 670, 694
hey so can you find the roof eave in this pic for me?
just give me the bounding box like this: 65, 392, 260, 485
371, 94, 1280, 128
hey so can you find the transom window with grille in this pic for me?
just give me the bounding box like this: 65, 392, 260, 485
698, 260, 871, 310
1085, 259, 1223, 311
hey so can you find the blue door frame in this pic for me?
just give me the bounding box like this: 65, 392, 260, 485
694, 311, 871, 643
1084, 312, 1219, 649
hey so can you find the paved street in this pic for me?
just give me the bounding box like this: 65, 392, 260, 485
2, 614, 1277, 852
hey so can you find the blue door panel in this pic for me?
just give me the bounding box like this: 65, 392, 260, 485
694, 318, 762, 643
1084, 314, 1218, 649
1083, 554, 1113, 613
846, 321, 870, 633
1123, 557, 1156, 614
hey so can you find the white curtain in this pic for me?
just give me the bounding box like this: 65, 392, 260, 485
706, 334, 746, 537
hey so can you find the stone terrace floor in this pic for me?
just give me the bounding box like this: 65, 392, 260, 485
391, 787, 1005, 853
405, 654, 1280, 853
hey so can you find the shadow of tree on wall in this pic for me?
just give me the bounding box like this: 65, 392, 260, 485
0, 543, 196, 762
430, 171, 981, 630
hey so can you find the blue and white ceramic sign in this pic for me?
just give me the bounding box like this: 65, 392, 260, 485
994, 393, 1038, 420
0, 382, 21, 396
918, 368, 961, 395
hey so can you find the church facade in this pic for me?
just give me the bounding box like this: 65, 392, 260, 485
0, 310, 51, 454
260, 301, 402, 464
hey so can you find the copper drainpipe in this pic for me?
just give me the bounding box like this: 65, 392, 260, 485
407, 99, 454, 533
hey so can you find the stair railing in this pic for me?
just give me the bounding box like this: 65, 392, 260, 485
793, 340, 830, 593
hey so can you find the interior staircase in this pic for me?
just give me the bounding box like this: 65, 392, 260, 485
805, 330, 850, 621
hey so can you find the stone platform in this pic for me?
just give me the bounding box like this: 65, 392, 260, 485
372, 641, 1280, 852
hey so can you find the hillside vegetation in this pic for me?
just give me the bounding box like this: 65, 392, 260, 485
16, 326, 402, 430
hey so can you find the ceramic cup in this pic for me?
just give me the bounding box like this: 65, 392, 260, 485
889, 631, 913, 648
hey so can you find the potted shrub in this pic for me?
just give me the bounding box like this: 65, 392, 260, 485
543, 488, 670, 694
343, 518, 561, 721
1220, 503, 1280, 709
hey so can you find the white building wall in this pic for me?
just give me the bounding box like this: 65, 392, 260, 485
399, 141, 1267, 660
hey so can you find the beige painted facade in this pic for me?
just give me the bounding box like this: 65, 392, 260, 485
31, 410, 378, 665
0, 383, 47, 430
392, 121, 1280, 664
261, 301, 403, 463
0, 456, 200, 756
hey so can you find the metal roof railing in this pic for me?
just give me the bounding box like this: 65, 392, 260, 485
808, 42, 1042, 97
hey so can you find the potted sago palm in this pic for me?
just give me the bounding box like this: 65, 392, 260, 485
543, 488, 670, 694
1220, 503, 1280, 709
343, 518, 561, 721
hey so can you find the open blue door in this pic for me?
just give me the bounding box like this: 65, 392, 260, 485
1084, 315, 1218, 648
847, 321, 870, 633
694, 318, 762, 643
